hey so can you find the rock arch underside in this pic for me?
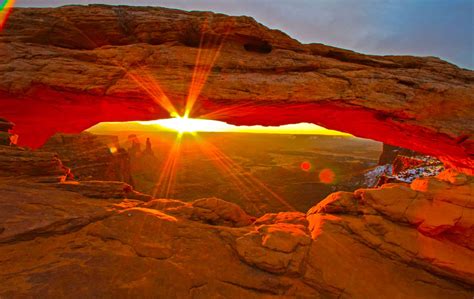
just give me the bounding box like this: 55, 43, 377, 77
0, 5, 473, 174
0, 5, 474, 299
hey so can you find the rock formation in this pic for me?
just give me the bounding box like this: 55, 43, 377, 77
126, 135, 160, 195
0, 146, 472, 297
0, 145, 69, 182
0, 5, 472, 173
0, 123, 74, 182
143, 137, 155, 156
127, 134, 142, 158
363, 142, 444, 187
0, 118, 17, 146
392, 155, 425, 173
378, 143, 419, 165
42, 132, 134, 185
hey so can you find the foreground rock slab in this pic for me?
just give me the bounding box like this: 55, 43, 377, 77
0, 154, 472, 298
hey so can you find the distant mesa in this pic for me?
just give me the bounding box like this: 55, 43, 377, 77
144, 137, 155, 156
127, 134, 155, 158
127, 134, 142, 157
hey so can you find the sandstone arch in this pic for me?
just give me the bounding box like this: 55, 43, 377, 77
0, 5, 472, 173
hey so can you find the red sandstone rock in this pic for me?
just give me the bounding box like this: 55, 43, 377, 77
58, 180, 152, 201
378, 143, 419, 165
42, 132, 134, 185
145, 197, 253, 227
0, 6, 472, 173
254, 211, 308, 226
0, 5, 473, 298
392, 155, 425, 174
0, 145, 68, 180
234, 220, 311, 275
0, 163, 473, 297
308, 173, 474, 287
437, 168, 469, 185
303, 212, 472, 298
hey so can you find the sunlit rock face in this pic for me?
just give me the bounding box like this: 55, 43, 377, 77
0, 5, 473, 174
0, 145, 472, 298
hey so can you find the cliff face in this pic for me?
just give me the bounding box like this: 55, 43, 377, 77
41, 132, 134, 185
0, 5, 472, 173
378, 143, 419, 165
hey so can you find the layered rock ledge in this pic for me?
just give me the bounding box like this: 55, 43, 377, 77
0, 5, 472, 173
0, 144, 472, 298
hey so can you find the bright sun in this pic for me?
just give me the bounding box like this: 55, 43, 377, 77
146, 116, 233, 133
132, 116, 352, 135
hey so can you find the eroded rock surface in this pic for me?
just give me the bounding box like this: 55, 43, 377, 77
0, 5, 472, 173
42, 132, 134, 185
0, 146, 472, 298
306, 169, 474, 294
144, 197, 254, 227
0, 145, 69, 182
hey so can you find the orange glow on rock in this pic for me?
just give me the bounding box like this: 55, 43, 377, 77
319, 168, 335, 184
108, 146, 118, 154
184, 18, 233, 118
126, 66, 178, 117
300, 161, 312, 172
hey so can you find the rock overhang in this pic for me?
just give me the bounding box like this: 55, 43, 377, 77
0, 5, 473, 174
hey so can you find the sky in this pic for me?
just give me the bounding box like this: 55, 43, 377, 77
14, 0, 474, 69
88, 119, 351, 136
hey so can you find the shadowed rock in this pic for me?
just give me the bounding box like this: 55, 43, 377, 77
57, 180, 152, 201
0, 145, 69, 180
42, 132, 134, 185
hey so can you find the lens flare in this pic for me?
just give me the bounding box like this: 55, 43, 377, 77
300, 161, 312, 172
113, 16, 337, 211
126, 66, 178, 116
153, 133, 183, 198
194, 136, 296, 214
319, 168, 335, 184
197, 103, 255, 120
184, 18, 234, 118
109, 146, 118, 154
0, 0, 15, 30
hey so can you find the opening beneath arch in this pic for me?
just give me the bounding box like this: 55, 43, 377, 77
42, 118, 442, 215
77, 118, 380, 214
14, 114, 416, 216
